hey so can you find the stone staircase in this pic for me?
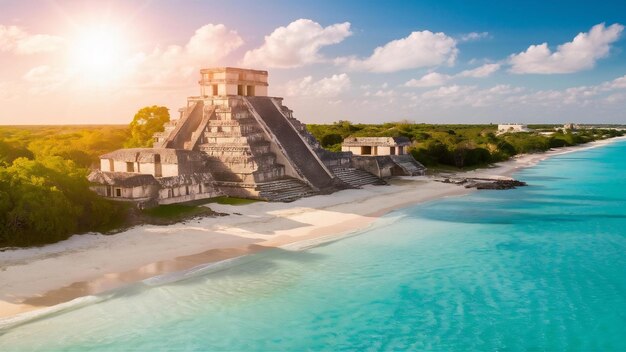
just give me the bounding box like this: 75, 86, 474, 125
155, 101, 203, 149
193, 99, 289, 185
184, 107, 214, 150
245, 96, 335, 191
389, 155, 426, 176
332, 167, 386, 188
256, 178, 317, 202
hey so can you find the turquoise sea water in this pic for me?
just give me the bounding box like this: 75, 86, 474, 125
1, 141, 626, 351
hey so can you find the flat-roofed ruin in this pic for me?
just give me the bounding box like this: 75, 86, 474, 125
342, 137, 411, 156
88, 67, 426, 205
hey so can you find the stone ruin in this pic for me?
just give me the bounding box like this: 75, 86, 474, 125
88, 67, 426, 205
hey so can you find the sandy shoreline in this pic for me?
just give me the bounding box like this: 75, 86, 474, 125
1, 136, 624, 321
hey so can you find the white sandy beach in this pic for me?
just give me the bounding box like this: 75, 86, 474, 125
1, 136, 624, 320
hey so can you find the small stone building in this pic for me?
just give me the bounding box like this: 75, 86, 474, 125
87, 172, 160, 202
98, 148, 207, 177
88, 148, 220, 205
341, 137, 411, 156
340, 137, 424, 178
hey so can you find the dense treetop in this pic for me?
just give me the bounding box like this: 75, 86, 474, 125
125, 106, 170, 148
0, 125, 130, 246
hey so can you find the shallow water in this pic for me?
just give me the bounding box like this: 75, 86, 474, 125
1, 142, 626, 351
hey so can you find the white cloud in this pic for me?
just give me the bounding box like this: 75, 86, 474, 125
404, 63, 500, 88
243, 19, 352, 68
114, 23, 244, 89
340, 30, 458, 72
422, 85, 473, 99
285, 73, 351, 97
605, 93, 626, 103
515, 75, 626, 105
23, 65, 57, 82
373, 89, 395, 98
414, 83, 529, 108
185, 24, 243, 59
459, 32, 490, 42
515, 88, 595, 107
405, 72, 451, 87
0, 24, 65, 54
458, 63, 501, 78
22, 65, 70, 94
0, 25, 21, 51
509, 23, 624, 74
609, 74, 626, 89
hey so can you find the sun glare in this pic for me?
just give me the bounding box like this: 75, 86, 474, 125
70, 24, 128, 85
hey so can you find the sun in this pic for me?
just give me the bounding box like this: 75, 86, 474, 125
70, 24, 128, 85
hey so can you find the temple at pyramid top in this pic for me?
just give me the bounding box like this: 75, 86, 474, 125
199, 67, 268, 97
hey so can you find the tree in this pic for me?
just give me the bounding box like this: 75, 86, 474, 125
0, 140, 33, 166
125, 106, 170, 148
321, 133, 343, 147
496, 140, 517, 156
0, 156, 126, 246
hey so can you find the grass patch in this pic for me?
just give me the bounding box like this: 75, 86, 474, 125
210, 196, 260, 205
136, 197, 257, 227
427, 163, 491, 174
142, 204, 212, 220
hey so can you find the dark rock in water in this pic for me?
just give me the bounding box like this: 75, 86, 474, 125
436, 176, 527, 190
473, 179, 527, 190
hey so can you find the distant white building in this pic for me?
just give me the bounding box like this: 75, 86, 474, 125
497, 124, 533, 135
563, 123, 579, 130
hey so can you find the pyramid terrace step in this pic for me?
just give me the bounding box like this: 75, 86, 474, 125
332, 167, 385, 188
206, 152, 276, 165
200, 140, 270, 148
204, 135, 267, 144
203, 131, 264, 138
207, 118, 256, 126
255, 178, 317, 202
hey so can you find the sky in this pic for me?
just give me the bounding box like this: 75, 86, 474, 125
0, 0, 625, 125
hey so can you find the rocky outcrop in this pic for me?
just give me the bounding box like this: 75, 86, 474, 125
437, 177, 527, 190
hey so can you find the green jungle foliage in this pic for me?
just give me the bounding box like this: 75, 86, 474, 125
125, 106, 170, 148
307, 121, 625, 168
0, 125, 129, 247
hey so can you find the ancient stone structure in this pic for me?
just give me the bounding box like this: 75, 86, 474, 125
563, 123, 579, 131
88, 148, 219, 205
497, 124, 533, 135
340, 137, 424, 178
88, 67, 426, 204
342, 137, 411, 156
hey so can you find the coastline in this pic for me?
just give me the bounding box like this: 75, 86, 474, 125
1, 136, 624, 322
